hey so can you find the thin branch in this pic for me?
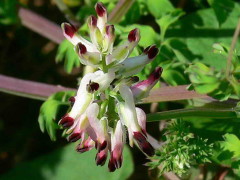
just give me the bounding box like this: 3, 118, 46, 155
108, 0, 135, 23
18, 7, 64, 44
225, 18, 240, 78
0, 74, 74, 100
142, 85, 209, 103
0, 74, 212, 103
147, 107, 237, 122
53, 0, 80, 27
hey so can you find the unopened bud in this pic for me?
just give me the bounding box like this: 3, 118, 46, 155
95, 2, 107, 17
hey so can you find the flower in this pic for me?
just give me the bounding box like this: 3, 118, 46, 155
59, 2, 163, 172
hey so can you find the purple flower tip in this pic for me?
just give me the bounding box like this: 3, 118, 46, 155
68, 132, 81, 142
59, 115, 74, 128
108, 158, 117, 172
99, 140, 107, 151
89, 15, 97, 27
76, 43, 87, 55
144, 45, 159, 59
62, 23, 76, 38
86, 81, 100, 93
151, 67, 163, 80
106, 25, 115, 36
95, 2, 106, 17
68, 96, 75, 106
128, 28, 139, 42
95, 151, 107, 166
133, 132, 155, 156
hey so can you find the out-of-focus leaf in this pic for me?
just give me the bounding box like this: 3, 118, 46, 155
0, 0, 18, 25
173, 3, 240, 69
156, 9, 185, 40
56, 40, 80, 73
207, 0, 234, 26
147, 0, 174, 19
0, 144, 134, 180
63, 0, 81, 7
220, 134, 240, 158
38, 91, 75, 141
162, 69, 187, 86
194, 82, 220, 94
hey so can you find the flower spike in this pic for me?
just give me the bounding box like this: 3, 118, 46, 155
59, 2, 161, 172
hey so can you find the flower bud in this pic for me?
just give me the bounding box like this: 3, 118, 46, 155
143, 45, 159, 59
117, 45, 159, 77
62, 23, 97, 52
133, 132, 155, 156
131, 67, 163, 101
103, 25, 115, 52
59, 115, 74, 128
95, 148, 108, 166
76, 137, 95, 153
95, 2, 107, 33
75, 43, 101, 66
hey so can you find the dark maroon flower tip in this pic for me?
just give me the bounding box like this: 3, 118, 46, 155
133, 132, 155, 157
76, 43, 87, 54
143, 46, 151, 54
95, 152, 107, 166
111, 153, 123, 169
89, 15, 97, 27
68, 132, 81, 142
147, 45, 159, 59
99, 140, 107, 151
86, 81, 100, 93
150, 67, 163, 80
62, 23, 76, 38
68, 96, 75, 106
108, 159, 116, 172
95, 2, 106, 17
106, 25, 115, 36
59, 116, 74, 128
76, 145, 88, 153
128, 28, 139, 42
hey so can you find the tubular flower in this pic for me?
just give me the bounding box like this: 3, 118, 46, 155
59, 2, 163, 172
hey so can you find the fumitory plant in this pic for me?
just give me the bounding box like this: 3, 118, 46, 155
59, 2, 160, 171
1, 0, 240, 179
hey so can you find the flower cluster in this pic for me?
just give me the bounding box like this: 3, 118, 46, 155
59, 2, 163, 172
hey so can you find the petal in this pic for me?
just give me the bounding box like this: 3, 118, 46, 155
95, 147, 108, 166
133, 131, 155, 156
131, 67, 163, 101
95, 2, 107, 34
75, 43, 101, 67
135, 107, 147, 135
61, 22, 97, 52
76, 137, 95, 153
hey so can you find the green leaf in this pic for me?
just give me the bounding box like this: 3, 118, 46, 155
38, 91, 75, 141
147, 0, 174, 19
220, 134, 240, 158
56, 40, 80, 73
174, 3, 240, 69
162, 69, 187, 86
194, 82, 220, 94
207, 0, 234, 26
0, 0, 18, 25
156, 9, 185, 40
0, 144, 134, 180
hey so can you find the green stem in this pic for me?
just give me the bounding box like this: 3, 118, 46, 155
147, 108, 237, 122
54, 0, 79, 26
225, 18, 240, 79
